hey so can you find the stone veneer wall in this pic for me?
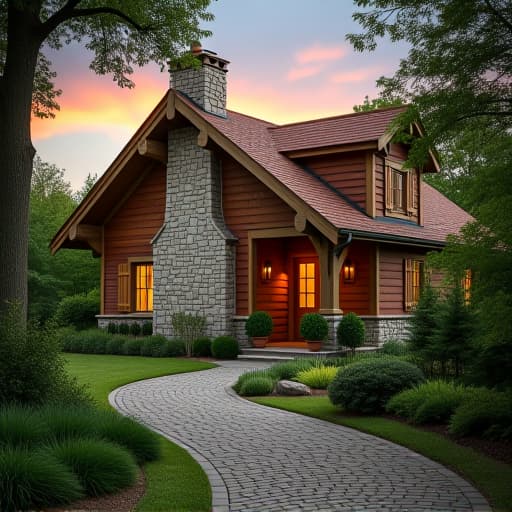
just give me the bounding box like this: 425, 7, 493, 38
152, 126, 236, 338
233, 316, 249, 347
360, 315, 412, 346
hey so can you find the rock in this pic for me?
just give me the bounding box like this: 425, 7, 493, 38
276, 380, 311, 396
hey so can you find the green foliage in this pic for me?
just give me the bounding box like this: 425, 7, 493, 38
105, 335, 129, 355
0, 406, 50, 448
142, 321, 153, 336
239, 376, 275, 396
172, 312, 207, 357
129, 322, 142, 337
118, 323, 130, 335
328, 359, 424, 414
353, 95, 403, 112
211, 336, 239, 359
245, 311, 273, 337
271, 359, 317, 380
295, 366, 339, 389
106, 322, 118, 334
123, 338, 144, 356
192, 336, 212, 357
386, 380, 469, 424
0, 446, 84, 511
336, 312, 365, 351
140, 335, 169, 357
449, 388, 512, 439
233, 369, 278, 394
380, 340, 409, 356
53, 289, 100, 330
47, 438, 137, 496
164, 339, 186, 357
0, 303, 90, 406
299, 313, 328, 341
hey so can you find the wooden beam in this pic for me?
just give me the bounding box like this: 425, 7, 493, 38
68, 224, 102, 254
285, 142, 377, 159
166, 89, 176, 120
138, 139, 167, 164
365, 152, 376, 218
197, 128, 208, 148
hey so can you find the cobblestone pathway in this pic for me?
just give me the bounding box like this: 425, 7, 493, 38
110, 362, 490, 512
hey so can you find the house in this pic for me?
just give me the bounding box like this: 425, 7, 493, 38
51, 48, 472, 347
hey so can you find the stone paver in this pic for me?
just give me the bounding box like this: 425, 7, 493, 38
110, 362, 491, 512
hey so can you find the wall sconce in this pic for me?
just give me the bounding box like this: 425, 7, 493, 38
343, 259, 356, 283
262, 260, 272, 281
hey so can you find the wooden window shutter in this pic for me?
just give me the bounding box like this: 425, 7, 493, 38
404, 258, 414, 311
406, 171, 418, 216
117, 263, 131, 312
385, 165, 393, 210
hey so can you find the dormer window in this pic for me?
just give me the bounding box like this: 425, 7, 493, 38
385, 160, 419, 221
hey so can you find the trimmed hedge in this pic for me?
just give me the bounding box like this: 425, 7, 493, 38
211, 336, 239, 359
192, 337, 212, 357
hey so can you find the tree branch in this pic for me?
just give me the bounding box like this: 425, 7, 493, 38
455, 110, 512, 123
483, 0, 512, 34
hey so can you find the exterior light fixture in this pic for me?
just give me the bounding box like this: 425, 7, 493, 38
343, 259, 356, 283
262, 260, 272, 281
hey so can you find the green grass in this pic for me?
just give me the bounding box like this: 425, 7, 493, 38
253, 396, 512, 512
65, 354, 216, 511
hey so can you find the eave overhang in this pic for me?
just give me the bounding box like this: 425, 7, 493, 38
339, 228, 446, 249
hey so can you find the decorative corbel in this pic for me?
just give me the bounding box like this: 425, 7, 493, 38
138, 139, 167, 164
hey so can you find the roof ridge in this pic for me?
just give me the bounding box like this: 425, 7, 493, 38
226, 108, 277, 126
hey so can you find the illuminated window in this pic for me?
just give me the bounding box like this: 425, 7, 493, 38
299, 262, 315, 308
404, 259, 424, 311
463, 269, 472, 305
135, 264, 153, 312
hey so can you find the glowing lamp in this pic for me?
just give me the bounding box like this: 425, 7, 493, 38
262, 260, 272, 281
343, 259, 356, 283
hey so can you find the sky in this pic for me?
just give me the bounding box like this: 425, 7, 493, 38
33, 0, 408, 191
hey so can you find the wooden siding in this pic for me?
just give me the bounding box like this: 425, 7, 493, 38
103, 165, 166, 314
340, 241, 371, 315
379, 246, 429, 314
375, 155, 385, 217
222, 156, 296, 316
388, 142, 409, 161
301, 152, 367, 210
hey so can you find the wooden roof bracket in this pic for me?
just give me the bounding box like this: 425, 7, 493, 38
68, 224, 102, 255
166, 89, 176, 120
137, 139, 167, 163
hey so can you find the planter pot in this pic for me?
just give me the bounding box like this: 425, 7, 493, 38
252, 336, 268, 348
307, 340, 322, 352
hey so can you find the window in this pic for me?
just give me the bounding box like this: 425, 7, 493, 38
299, 262, 316, 308
463, 269, 472, 305
404, 259, 424, 311
135, 264, 153, 312
385, 162, 419, 219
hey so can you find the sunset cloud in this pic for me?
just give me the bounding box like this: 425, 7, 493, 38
287, 65, 324, 81
330, 67, 383, 84
295, 44, 346, 64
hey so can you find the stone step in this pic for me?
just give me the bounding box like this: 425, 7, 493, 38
237, 354, 296, 362
239, 348, 342, 361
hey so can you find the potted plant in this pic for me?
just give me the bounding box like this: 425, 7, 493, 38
300, 313, 328, 351
245, 311, 273, 348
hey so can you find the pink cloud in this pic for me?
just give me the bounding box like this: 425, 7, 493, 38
295, 44, 346, 64
330, 68, 382, 84
287, 65, 324, 81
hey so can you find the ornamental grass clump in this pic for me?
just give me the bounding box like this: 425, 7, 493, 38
0, 406, 50, 448
239, 376, 275, 396
233, 368, 278, 394
295, 366, 339, 389
271, 358, 317, 380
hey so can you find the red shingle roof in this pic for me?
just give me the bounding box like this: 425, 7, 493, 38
270, 106, 407, 152
179, 93, 472, 245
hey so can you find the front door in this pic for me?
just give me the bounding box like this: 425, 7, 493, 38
294, 257, 319, 339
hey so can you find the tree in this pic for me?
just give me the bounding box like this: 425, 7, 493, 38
353, 94, 402, 112
0, 1, 212, 317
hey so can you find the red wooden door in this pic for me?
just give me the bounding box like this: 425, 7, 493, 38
294, 257, 319, 339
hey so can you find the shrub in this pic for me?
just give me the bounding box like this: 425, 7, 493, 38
271, 359, 317, 380
295, 366, 339, 389
337, 312, 365, 352
239, 376, 275, 396
380, 340, 409, 356
105, 334, 128, 355
299, 313, 328, 341
192, 337, 212, 357
106, 322, 118, 334
118, 323, 130, 335
53, 289, 99, 330
46, 438, 137, 496
172, 312, 206, 357
142, 321, 153, 336
70, 329, 111, 354
328, 359, 424, 414
386, 380, 468, 424
449, 388, 512, 439
54, 326, 77, 352
233, 369, 278, 394
245, 311, 273, 337
140, 335, 168, 357
0, 447, 84, 511
129, 322, 141, 337
164, 339, 186, 357
123, 338, 143, 356
37, 405, 100, 441
0, 406, 50, 448
211, 336, 239, 359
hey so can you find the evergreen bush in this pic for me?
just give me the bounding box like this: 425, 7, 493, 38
122, 338, 143, 356
380, 340, 409, 356
105, 335, 128, 355
118, 323, 130, 335
245, 311, 273, 337
164, 339, 186, 357
337, 312, 365, 352
211, 336, 239, 359
106, 322, 118, 334
129, 322, 141, 337
192, 337, 212, 357
140, 335, 168, 357
328, 359, 424, 414
299, 313, 328, 341
53, 289, 99, 330
141, 321, 153, 336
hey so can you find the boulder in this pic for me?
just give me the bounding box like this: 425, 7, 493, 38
276, 380, 311, 396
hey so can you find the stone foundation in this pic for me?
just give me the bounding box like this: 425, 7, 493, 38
96, 314, 152, 330
360, 315, 411, 346
233, 316, 250, 347
321, 314, 343, 350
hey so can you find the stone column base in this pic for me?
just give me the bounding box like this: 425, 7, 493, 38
320, 314, 343, 350
360, 315, 412, 346
233, 316, 250, 347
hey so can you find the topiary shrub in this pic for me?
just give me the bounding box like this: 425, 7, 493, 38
122, 338, 143, 356
245, 311, 273, 337
295, 366, 339, 389
239, 376, 275, 396
192, 337, 212, 357
118, 323, 130, 336
337, 312, 365, 352
328, 359, 424, 414
53, 289, 100, 331
129, 322, 141, 337
141, 321, 153, 336
300, 313, 328, 341
140, 335, 168, 357
106, 322, 118, 334
211, 336, 239, 359
164, 339, 186, 357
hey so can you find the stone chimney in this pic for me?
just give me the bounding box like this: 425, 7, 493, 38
169, 43, 229, 117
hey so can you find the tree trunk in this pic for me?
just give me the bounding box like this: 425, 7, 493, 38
0, 5, 42, 318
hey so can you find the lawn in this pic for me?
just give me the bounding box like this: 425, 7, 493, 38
253, 395, 512, 512
65, 354, 216, 512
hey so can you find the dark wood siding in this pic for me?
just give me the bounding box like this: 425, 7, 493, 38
222, 156, 296, 316
340, 241, 371, 315
301, 152, 367, 210
103, 165, 166, 314
375, 154, 385, 217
